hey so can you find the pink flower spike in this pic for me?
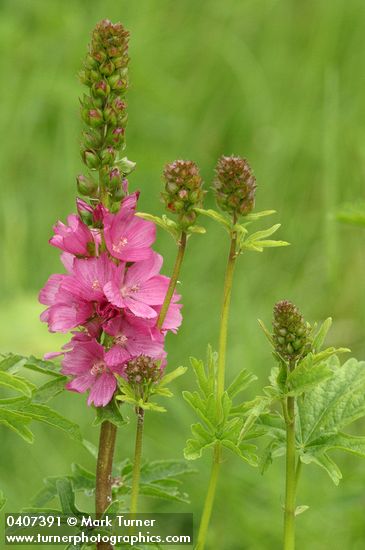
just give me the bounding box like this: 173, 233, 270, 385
103, 209, 155, 262
50, 214, 96, 256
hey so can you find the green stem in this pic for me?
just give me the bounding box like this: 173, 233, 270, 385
217, 233, 237, 398
157, 231, 187, 330
195, 230, 238, 550
130, 407, 145, 515
283, 395, 296, 550
95, 420, 117, 550
195, 444, 221, 550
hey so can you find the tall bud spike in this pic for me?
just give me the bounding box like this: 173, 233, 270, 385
213, 155, 256, 218
272, 300, 311, 362
162, 160, 205, 229
79, 20, 132, 206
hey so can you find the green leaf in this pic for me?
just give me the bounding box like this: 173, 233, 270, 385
189, 357, 210, 398
300, 452, 342, 485
32, 377, 67, 403
23, 356, 62, 377
287, 355, 333, 396
297, 358, 365, 443
139, 483, 189, 504
82, 439, 98, 459
187, 224, 206, 234
0, 371, 35, 397
184, 437, 215, 460
194, 208, 231, 231
221, 440, 257, 466
245, 223, 281, 242
139, 460, 196, 484
258, 319, 274, 346
93, 398, 127, 428
71, 463, 95, 493
0, 354, 26, 373
295, 358, 365, 483
227, 370, 257, 399
136, 212, 180, 240
182, 391, 215, 430
312, 318, 332, 352
115, 458, 195, 504
159, 366, 187, 387
56, 478, 79, 515
184, 421, 216, 460
20, 403, 82, 441
242, 209, 276, 221
0, 408, 34, 443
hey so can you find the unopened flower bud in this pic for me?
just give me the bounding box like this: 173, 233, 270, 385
88, 108, 104, 128
104, 106, 118, 126
119, 157, 136, 175
213, 155, 257, 218
92, 80, 110, 98
109, 167, 122, 187
109, 127, 125, 146
76, 174, 98, 196
100, 60, 115, 76
272, 300, 311, 362
82, 149, 100, 169
162, 159, 205, 228
101, 146, 116, 165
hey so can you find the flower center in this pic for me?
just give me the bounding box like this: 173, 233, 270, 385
120, 284, 139, 297
115, 333, 128, 347
90, 360, 107, 376
92, 279, 101, 290
112, 237, 128, 253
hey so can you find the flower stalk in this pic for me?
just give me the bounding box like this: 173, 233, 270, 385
196, 227, 237, 550
95, 420, 117, 550
283, 393, 296, 550
130, 407, 145, 515
157, 231, 187, 329
272, 301, 309, 550
196, 156, 256, 550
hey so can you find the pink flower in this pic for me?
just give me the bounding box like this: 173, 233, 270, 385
50, 214, 99, 256
125, 299, 182, 333
60, 253, 117, 303
103, 200, 155, 261
104, 252, 169, 319
39, 274, 94, 332
62, 339, 123, 407
103, 315, 165, 365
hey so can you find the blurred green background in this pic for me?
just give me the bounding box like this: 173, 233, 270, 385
1, 0, 365, 548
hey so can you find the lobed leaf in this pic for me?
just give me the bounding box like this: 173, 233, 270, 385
194, 208, 231, 231
0, 408, 34, 443
20, 403, 82, 441
287, 355, 333, 396
0, 371, 35, 397
227, 369, 257, 399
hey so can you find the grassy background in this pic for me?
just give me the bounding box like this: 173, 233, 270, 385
1, 0, 365, 548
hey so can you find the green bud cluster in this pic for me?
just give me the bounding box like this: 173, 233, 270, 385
78, 19, 133, 206
162, 160, 205, 229
213, 155, 257, 218
272, 300, 311, 362
124, 355, 162, 401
